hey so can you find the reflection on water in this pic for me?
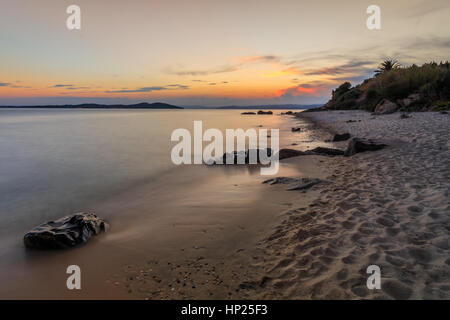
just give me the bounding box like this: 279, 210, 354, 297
0, 109, 306, 246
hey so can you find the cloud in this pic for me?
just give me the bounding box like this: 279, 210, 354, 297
276, 83, 329, 99
167, 54, 280, 77
402, 0, 450, 18
53, 84, 73, 87
166, 84, 189, 89
403, 37, 450, 51
235, 55, 280, 63
304, 60, 374, 76
105, 84, 189, 93
264, 67, 302, 77
65, 86, 91, 90
0, 82, 11, 87
167, 65, 239, 76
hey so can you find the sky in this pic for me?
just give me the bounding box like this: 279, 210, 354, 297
0, 0, 449, 106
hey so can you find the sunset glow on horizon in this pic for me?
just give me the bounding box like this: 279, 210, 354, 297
1, 0, 449, 106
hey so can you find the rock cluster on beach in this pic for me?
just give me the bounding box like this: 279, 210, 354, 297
23, 213, 109, 249
207, 138, 386, 166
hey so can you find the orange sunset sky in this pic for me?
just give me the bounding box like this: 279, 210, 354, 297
1, 0, 449, 106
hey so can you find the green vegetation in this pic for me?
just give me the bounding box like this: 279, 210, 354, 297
374, 59, 401, 76
322, 61, 450, 112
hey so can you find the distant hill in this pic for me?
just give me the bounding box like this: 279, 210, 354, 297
0, 102, 183, 109
183, 104, 322, 110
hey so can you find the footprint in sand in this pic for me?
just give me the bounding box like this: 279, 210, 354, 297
383, 280, 412, 300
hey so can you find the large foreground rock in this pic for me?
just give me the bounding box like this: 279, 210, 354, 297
24, 213, 109, 249
344, 138, 387, 156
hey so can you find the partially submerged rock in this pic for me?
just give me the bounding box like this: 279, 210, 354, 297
332, 132, 351, 142
263, 177, 325, 191
257, 110, 273, 115
344, 138, 387, 156
241, 111, 256, 115
23, 213, 109, 249
207, 148, 273, 165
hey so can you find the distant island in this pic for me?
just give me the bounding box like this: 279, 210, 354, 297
183, 104, 323, 110
0, 102, 183, 109
0, 103, 324, 110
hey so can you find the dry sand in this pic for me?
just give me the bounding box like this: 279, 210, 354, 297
246, 110, 450, 299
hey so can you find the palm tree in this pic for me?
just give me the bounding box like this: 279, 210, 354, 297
375, 59, 401, 76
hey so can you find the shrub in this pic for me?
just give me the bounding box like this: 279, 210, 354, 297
323, 61, 450, 111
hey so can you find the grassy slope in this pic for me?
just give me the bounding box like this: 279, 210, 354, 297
320, 62, 450, 112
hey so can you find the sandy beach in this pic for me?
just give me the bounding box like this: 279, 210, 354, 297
244, 110, 450, 299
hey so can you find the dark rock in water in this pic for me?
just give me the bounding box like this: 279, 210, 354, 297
344, 138, 386, 156
263, 177, 325, 191
207, 148, 273, 165
399, 113, 411, 119
332, 132, 351, 142
257, 110, 273, 115
308, 147, 345, 156
241, 111, 256, 115
291, 127, 302, 132
23, 213, 109, 249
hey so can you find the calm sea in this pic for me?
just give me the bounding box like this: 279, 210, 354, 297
0, 108, 306, 255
